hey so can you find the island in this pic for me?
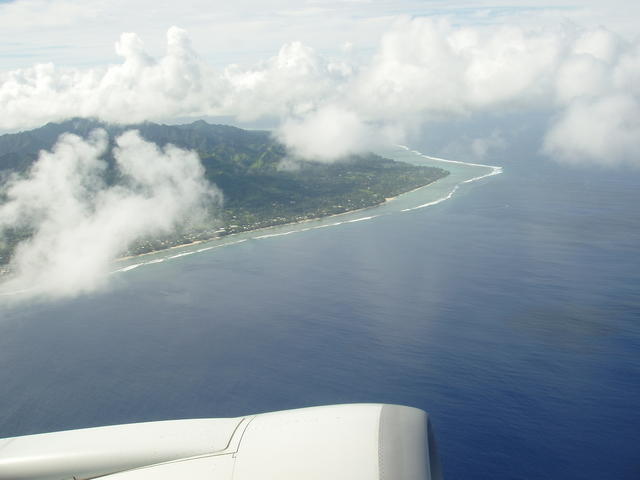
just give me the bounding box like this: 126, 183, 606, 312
0, 119, 448, 264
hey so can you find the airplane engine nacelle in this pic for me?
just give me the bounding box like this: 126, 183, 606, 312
0, 404, 443, 480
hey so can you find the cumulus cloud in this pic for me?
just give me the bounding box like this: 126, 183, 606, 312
544, 94, 640, 165
349, 19, 639, 165
1, 20, 639, 165
221, 41, 345, 121
436, 128, 507, 161
276, 105, 373, 161
543, 29, 640, 165
471, 130, 507, 159
0, 130, 221, 299
0, 26, 225, 129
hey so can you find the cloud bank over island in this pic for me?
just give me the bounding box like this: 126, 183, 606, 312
0, 2, 637, 299
0, 130, 221, 299
1, 19, 638, 166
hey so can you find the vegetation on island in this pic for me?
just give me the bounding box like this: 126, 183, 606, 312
0, 119, 448, 264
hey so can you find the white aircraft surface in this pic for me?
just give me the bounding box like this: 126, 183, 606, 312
0, 403, 442, 479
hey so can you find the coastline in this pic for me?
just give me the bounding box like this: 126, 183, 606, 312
1, 146, 502, 281
113, 178, 439, 265
112, 146, 502, 272
0, 173, 444, 282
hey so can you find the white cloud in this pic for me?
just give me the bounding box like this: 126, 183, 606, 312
0, 129, 221, 299
437, 128, 506, 161
0, 27, 225, 129
543, 94, 640, 166
2, 0, 640, 71
544, 28, 640, 166
349, 18, 562, 119
0, 0, 100, 29
276, 105, 375, 161
471, 130, 506, 159
347, 19, 640, 165
0, 1, 638, 304
221, 41, 343, 121
1, 18, 639, 165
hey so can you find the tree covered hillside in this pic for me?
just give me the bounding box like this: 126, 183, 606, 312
0, 119, 448, 261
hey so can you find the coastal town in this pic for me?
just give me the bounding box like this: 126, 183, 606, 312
0, 119, 448, 267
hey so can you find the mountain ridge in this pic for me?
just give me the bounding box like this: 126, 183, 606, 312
0, 119, 448, 263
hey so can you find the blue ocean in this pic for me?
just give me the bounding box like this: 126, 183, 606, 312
1, 143, 638, 479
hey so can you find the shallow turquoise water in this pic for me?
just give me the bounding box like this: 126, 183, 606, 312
109, 146, 496, 274
1, 147, 638, 479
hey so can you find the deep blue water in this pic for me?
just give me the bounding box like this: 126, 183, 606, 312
1, 148, 639, 479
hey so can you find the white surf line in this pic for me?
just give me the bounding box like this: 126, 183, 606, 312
116, 263, 143, 272
401, 186, 459, 212
311, 222, 341, 229
345, 215, 378, 223
315, 220, 346, 228
396, 144, 503, 172
255, 230, 299, 240
254, 216, 379, 240
113, 146, 500, 271
112, 239, 249, 274
217, 238, 248, 247
313, 216, 378, 229
461, 167, 503, 184
420, 153, 503, 183
167, 251, 196, 259
3, 238, 251, 291
395, 145, 503, 212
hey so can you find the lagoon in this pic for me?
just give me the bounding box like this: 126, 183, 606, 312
1, 145, 638, 479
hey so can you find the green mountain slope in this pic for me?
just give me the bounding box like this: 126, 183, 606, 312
0, 119, 448, 261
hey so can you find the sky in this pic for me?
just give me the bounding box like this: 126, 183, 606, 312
1, 0, 638, 164
0, 0, 638, 298
0, 1, 638, 69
